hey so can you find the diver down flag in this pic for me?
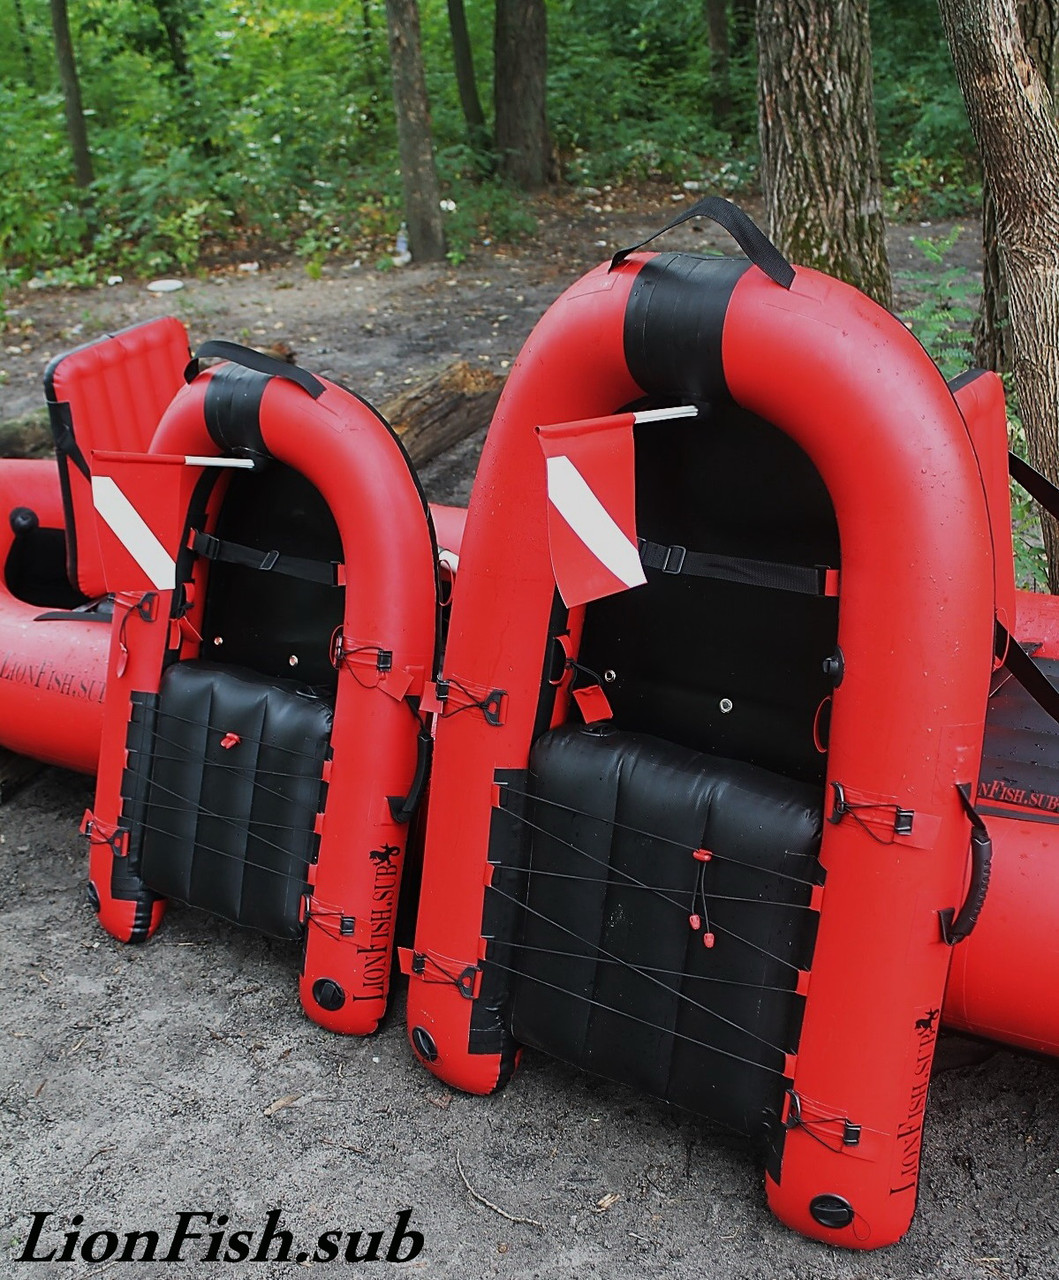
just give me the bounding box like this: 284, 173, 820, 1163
537, 412, 645, 607
537, 407, 697, 607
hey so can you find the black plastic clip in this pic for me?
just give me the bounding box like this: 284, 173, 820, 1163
339, 916, 356, 937
80, 811, 130, 858
829, 782, 914, 839
456, 966, 480, 999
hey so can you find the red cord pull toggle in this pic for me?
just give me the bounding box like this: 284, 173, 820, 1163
702, 931, 716, 949
692, 848, 712, 862
220, 732, 241, 750
689, 913, 701, 931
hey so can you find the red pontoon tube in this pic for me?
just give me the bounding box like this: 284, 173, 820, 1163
405, 199, 996, 1248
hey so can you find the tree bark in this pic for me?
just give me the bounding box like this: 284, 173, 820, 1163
384, 0, 446, 262
49, 0, 93, 188
939, 0, 1059, 589
447, 0, 490, 152
494, 0, 551, 190
757, 0, 892, 308
382, 362, 503, 465
974, 0, 1059, 372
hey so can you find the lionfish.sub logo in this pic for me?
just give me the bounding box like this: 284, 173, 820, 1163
369, 843, 400, 867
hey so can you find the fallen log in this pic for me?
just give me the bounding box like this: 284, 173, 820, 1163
0, 411, 51, 459
1, 360, 503, 467
382, 361, 504, 466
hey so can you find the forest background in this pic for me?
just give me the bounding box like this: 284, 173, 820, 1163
0, 0, 975, 287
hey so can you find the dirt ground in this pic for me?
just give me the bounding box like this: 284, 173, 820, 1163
3, 189, 1058, 1277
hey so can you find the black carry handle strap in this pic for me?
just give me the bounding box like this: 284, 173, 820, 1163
939, 783, 993, 945
388, 727, 433, 824
186, 340, 326, 399
610, 195, 795, 289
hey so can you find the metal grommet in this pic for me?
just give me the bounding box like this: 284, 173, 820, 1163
719, 697, 734, 714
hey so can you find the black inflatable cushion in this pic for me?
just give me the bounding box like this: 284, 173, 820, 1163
132, 661, 332, 939
507, 724, 823, 1138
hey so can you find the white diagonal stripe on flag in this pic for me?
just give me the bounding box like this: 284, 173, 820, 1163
545, 454, 646, 590
91, 475, 177, 591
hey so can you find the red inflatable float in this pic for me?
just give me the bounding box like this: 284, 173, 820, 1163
405, 199, 1001, 1248
0, 317, 191, 772
83, 343, 444, 1034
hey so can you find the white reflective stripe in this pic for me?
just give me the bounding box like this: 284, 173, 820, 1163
545, 455, 646, 589
184, 455, 256, 468
632, 405, 698, 424
91, 476, 176, 591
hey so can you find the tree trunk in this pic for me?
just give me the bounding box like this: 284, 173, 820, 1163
939, 0, 1059, 590
757, 0, 892, 308
13, 0, 36, 87
49, 0, 93, 188
447, 0, 490, 152
384, 0, 446, 262
704, 0, 732, 121
975, 0, 1058, 372
494, 0, 551, 190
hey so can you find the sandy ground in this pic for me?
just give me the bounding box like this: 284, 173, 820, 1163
3, 192, 1058, 1277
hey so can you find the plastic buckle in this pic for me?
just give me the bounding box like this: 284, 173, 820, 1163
259, 549, 279, 571
196, 531, 221, 561
662, 544, 686, 574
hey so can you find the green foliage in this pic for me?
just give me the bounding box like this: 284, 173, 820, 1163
894, 226, 979, 380
0, 0, 992, 281
547, 2, 753, 186
1007, 407, 1049, 589
894, 226, 1047, 589
871, 0, 981, 217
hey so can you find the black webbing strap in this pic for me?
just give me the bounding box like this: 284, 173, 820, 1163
49, 401, 91, 480
610, 195, 796, 290
1009, 450, 1059, 522
638, 538, 838, 596
191, 530, 341, 586
996, 620, 1059, 725
186, 341, 326, 399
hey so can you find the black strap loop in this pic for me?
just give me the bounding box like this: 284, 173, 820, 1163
1009, 450, 1059, 524
940, 783, 993, 945
48, 402, 92, 479
610, 195, 795, 290
995, 620, 1059, 725
638, 538, 836, 596
191, 530, 341, 586
388, 728, 433, 824
186, 341, 325, 399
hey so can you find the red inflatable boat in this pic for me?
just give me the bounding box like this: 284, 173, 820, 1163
82, 342, 447, 1034
403, 198, 1038, 1248
3, 204, 1059, 1249
0, 317, 192, 772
